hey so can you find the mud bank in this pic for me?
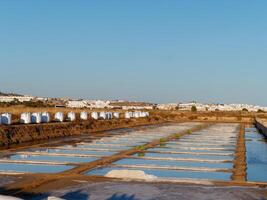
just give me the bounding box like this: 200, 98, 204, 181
232, 124, 246, 182
0, 117, 164, 147
255, 118, 267, 138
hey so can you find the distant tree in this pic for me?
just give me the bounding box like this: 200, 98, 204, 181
191, 105, 197, 112
257, 109, 265, 113
13, 98, 19, 103
242, 108, 248, 112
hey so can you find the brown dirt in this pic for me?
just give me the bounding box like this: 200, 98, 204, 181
0, 117, 165, 148
232, 124, 247, 182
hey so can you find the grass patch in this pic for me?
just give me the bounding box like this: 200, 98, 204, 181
159, 138, 167, 143
159, 143, 166, 147
138, 152, 145, 157
135, 145, 146, 151
174, 134, 180, 139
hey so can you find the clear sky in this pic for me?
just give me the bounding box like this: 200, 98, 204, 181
0, 1, 266, 105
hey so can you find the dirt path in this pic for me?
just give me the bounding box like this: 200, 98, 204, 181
232, 124, 247, 182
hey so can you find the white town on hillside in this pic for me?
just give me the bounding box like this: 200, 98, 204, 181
0, 93, 266, 112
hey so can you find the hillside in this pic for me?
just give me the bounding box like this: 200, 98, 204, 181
0, 92, 24, 96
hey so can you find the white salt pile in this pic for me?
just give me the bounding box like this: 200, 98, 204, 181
105, 170, 157, 181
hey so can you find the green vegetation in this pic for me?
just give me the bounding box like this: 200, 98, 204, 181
174, 134, 180, 139
159, 138, 168, 147
135, 145, 146, 151
197, 125, 203, 129
159, 138, 167, 143
137, 152, 145, 157
159, 143, 166, 147
191, 105, 197, 112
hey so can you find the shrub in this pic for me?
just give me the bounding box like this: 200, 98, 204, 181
138, 152, 145, 157
175, 134, 180, 139
191, 105, 197, 112
160, 138, 167, 143
135, 145, 146, 151
159, 143, 166, 147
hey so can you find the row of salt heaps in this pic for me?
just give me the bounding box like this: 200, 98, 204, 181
0, 113, 12, 125
1, 111, 150, 125
125, 111, 149, 119
91, 112, 120, 120
21, 111, 123, 123
20, 112, 51, 124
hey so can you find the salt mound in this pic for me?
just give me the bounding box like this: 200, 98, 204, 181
105, 170, 157, 181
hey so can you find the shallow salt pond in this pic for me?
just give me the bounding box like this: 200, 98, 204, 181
74, 144, 131, 150
0, 123, 200, 174
246, 128, 267, 182
26, 148, 118, 156
114, 158, 233, 169
5, 154, 98, 163
132, 152, 234, 161
166, 141, 235, 148
148, 147, 235, 155
87, 166, 232, 180
86, 123, 238, 181
0, 163, 72, 173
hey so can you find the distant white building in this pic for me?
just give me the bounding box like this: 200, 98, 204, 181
122, 106, 153, 110
0, 95, 34, 102
172, 102, 267, 112
66, 100, 88, 108
66, 100, 111, 109
157, 103, 179, 110
87, 100, 111, 109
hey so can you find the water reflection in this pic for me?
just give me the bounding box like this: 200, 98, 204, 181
246, 128, 267, 182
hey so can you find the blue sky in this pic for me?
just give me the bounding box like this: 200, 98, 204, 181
0, 1, 267, 105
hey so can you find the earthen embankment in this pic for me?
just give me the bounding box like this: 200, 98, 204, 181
0, 117, 164, 147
